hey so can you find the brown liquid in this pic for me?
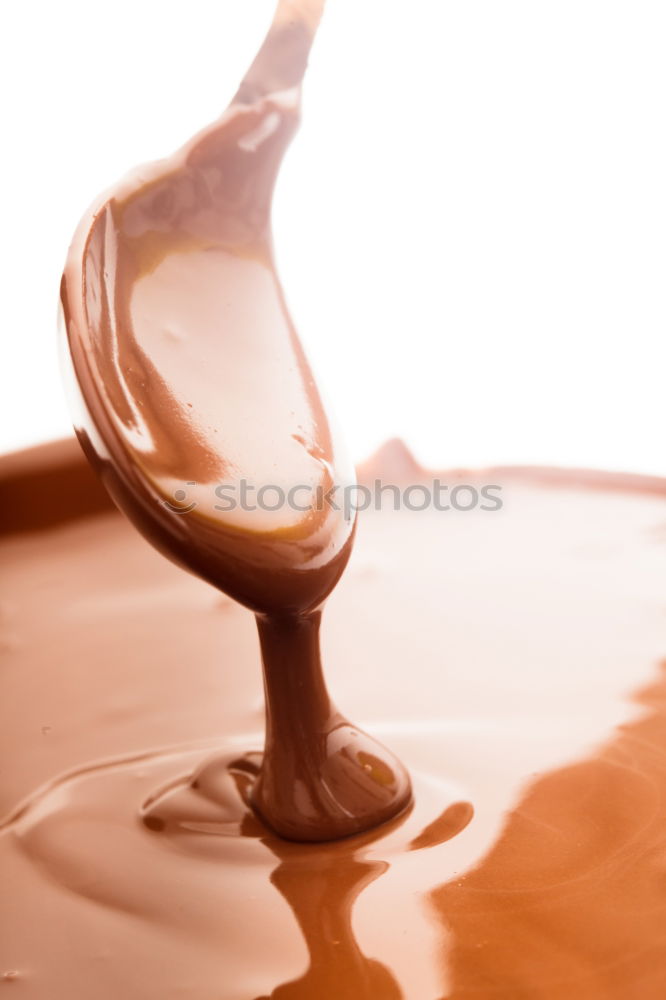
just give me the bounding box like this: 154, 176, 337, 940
2, 441, 666, 998
7, 0, 666, 993
59, 0, 410, 841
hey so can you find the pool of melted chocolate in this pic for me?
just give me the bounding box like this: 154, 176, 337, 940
2, 439, 666, 998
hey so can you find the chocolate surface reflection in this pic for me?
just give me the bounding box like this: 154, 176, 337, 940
142, 751, 470, 1000
435, 661, 666, 999
4, 732, 469, 1000
60, 0, 411, 840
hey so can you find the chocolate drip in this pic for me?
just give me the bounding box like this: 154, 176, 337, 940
252, 610, 410, 841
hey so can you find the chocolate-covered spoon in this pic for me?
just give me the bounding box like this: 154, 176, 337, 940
60, 0, 412, 841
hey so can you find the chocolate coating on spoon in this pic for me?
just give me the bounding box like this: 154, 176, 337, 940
60, 0, 411, 840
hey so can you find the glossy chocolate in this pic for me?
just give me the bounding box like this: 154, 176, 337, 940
2, 442, 666, 997
5, 0, 666, 993
59, 0, 411, 840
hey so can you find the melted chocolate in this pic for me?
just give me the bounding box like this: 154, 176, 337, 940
59, 0, 411, 840
2, 442, 666, 998
5, 0, 666, 993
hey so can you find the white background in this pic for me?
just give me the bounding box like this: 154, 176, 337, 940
2, 0, 665, 473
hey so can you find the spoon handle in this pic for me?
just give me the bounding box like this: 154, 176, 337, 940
233, 0, 326, 105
